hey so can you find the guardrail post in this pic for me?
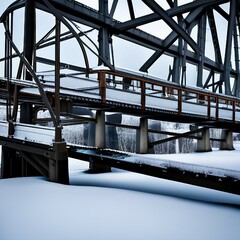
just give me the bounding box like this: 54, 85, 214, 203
178, 89, 182, 114
207, 96, 211, 120
232, 101, 235, 123
141, 81, 146, 110
215, 97, 219, 120
99, 71, 106, 104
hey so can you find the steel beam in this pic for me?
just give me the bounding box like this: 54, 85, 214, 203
233, 18, 240, 97
116, 0, 228, 31
142, 0, 199, 54
98, 0, 111, 66
139, 6, 203, 73
25, 0, 232, 76
207, 8, 223, 64
21, 0, 36, 124
23, 0, 35, 80
55, 17, 61, 142
222, 0, 236, 95
197, 11, 207, 87
127, 0, 135, 20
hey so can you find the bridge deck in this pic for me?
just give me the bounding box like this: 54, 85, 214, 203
1, 68, 240, 130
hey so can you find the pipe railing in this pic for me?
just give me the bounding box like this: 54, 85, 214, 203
93, 70, 240, 122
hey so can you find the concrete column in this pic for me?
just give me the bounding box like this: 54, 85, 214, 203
219, 130, 234, 150
137, 118, 149, 154
106, 113, 122, 150
49, 142, 69, 184
196, 128, 212, 152
89, 110, 111, 172
95, 110, 106, 148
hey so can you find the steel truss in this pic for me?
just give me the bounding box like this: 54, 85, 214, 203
1, 0, 240, 94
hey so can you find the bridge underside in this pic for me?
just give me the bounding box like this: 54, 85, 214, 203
1, 136, 239, 195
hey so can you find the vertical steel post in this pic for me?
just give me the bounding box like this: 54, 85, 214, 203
232, 101, 236, 123
23, 0, 36, 81
99, 72, 106, 104
216, 97, 219, 120
222, 0, 236, 95
178, 89, 182, 114
98, 0, 111, 66
5, 15, 11, 123
197, 11, 207, 88
207, 95, 211, 120
21, 0, 36, 124
55, 18, 61, 142
141, 81, 146, 111
233, 19, 240, 97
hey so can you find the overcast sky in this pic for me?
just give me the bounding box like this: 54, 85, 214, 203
0, 1, 231, 87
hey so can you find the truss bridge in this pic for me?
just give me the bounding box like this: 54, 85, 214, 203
0, 0, 240, 194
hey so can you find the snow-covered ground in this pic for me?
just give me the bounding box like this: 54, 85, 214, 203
1, 145, 240, 240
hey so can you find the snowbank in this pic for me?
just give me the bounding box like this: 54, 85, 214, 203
0, 158, 240, 240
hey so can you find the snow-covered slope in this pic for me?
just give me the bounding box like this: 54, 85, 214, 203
0, 155, 240, 240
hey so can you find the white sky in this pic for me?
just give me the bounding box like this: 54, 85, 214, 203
0, 0, 231, 87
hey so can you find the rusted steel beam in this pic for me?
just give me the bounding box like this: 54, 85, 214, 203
98, 72, 106, 104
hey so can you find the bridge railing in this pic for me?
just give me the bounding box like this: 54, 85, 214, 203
89, 69, 240, 122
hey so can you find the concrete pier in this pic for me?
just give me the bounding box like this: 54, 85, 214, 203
219, 130, 234, 150
49, 142, 69, 184
89, 110, 111, 172
136, 118, 149, 154
196, 128, 212, 152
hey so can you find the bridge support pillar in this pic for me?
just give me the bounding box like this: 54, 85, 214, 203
89, 110, 111, 172
49, 142, 69, 184
219, 130, 234, 150
95, 110, 105, 148
196, 128, 212, 152
106, 113, 122, 150
136, 118, 149, 154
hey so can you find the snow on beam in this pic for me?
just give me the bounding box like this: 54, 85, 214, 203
13, 123, 55, 145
